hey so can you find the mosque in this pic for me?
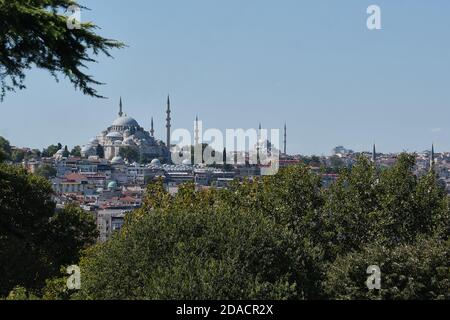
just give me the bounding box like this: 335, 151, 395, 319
80, 96, 288, 165
81, 97, 173, 162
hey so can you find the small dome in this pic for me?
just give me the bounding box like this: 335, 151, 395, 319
151, 158, 161, 166
106, 131, 123, 139
112, 116, 139, 127
111, 156, 125, 165
89, 138, 99, 144
107, 181, 118, 189
182, 159, 192, 166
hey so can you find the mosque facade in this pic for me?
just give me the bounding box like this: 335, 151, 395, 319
81, 97, 172, 162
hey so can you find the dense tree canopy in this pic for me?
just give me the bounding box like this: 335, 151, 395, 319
41, 143, 61, 158
2, 152, 450, 300
320, 155, 449, 259
0, 163, 55, 296
10, 149, 26, 163
95, 144, 104, 158
324, 237, 450, 300
70, 145, 81, 157
0, 137, 41, 163
0, 0, 124, 100
76, 154, 450, 300
0, 136, 11, 162
46, 204, 98, 268
78, 205, 299, 299
35, 163, 57, 179
62, 145, 70, 158
0, 163, 98, 296
119, 146, 139, 163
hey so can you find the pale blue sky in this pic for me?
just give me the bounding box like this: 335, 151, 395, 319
1, 0, 450, 155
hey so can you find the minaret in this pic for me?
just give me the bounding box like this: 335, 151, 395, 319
257, 123, 261, 165
258, 123, 262, 141
372, 143, 376, 162
118, 97, 123, 117
166, 95, 171, 148
150, 117, 155, 137
195, 116, 199, 146
283, 122, 287, 155
430, 143, 435, 171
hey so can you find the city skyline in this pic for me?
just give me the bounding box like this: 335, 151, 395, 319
2, 1, 450, 303
1, 0, 450, 155
0, 94, 442, 156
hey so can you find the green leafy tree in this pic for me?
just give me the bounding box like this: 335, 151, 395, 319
329, 155, 344, 168
119, 146, 139, 163
0, 136, 11, 161
77, 205, 298, 300
324, 237, 450, 300
41, 273, 72, 301
11, 149, 26, 163
9, 148, 41, 163
5, 287, 40, 300
0, 0, 124, 100
0, 164, 98, 297
320, 154, 449, 261
0, 163, 56, 296
46, 204, 98, 267
96, 144, 104, 158
70, 145, 81, 157
139, 178, 172, 212
77, 166, 326, 300
4, 150, 449, 300
62, 145, 70, 158
224, 165, 326, 298
320, 156, 380, 259
322, 155, 346, 173
35, 164, 57, 179
25, 149, 41, 160
42, 144, 60, 158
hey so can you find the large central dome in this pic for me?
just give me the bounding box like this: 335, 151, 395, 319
112, 116, 139, 127
81, 97, 171, 162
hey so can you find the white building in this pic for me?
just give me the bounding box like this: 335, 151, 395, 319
81, 98, 170, 162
